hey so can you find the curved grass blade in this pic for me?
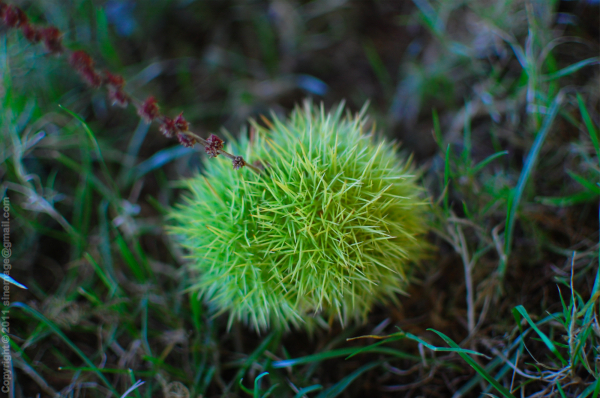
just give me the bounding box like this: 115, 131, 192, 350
84, 252, 120, 297
315, 361, 381, 398
95, 7, 121, 66
293, 384, 323, 398
233, 332, 276, 387
577, 93, 600, 162
272, 347, 420, 368
13, 355, 58, 397
0, 274, 27, 289
121, 379, 145, 398
254, 372, 269, 398
500, 92, 563, 279
58, 105, 120, 194
261, 383, 279, 398
344, 332, 406, 359
470, 151, 509, 176
512, 305, 566, 365
444, 143, 451, 212
566, 170, 600, 194
345, 330, 488, 360
427, 329, 516, 398
127, 145, 195, 184
536, 191, 599, 207
405, 331, 489, 358
58, 366, 154, 376
541, 57, 600, 81
11, 302, 118, 396
239, 378, 254, 395
579, 379, 600, 398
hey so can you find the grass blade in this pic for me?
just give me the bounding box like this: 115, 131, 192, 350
566, 170, 600, 194
233, 332, 276, 387
127, 146, 195, 184
405, 331, 489, 358
512, 305, 566, 365
541, 57, 599, 81
471, 151, 509, 175
254, 372, 269, 398
501, 92, 563, 279
315, 361, 380, 398
272, 347, 420, 368
427, 329, 516, 398
294, 385, 323, 398
11, 302, 118, 396
576, 93, 600, 163
536, 191, 599, 207
0, 274, 27, 289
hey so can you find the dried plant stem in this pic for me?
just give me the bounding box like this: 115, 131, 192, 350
0, 1, 260, 174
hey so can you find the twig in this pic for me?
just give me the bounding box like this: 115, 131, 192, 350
0, 2, 261, 174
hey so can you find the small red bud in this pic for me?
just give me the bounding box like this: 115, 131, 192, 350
69, 51, 103, 87
138, 97, 160, 123
81, 67, 102, 87
103, 71, 125, 88
159, 118, 177, 138
3, 5, 27, 28
22, 24, 41, 43
177, 132, 196, 148
108, 88, 129, 108
204, 134, 224, 158
173, 112, 189, 131
40, 26, 63, 54
69, 50, 94, 70
232, 156, 246, 170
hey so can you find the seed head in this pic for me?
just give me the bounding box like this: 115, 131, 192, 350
159, 117, 177, 138
173, 112, 189, 132
40, 26, 63, 54
22, 24, 41, 43
177, 132, 196, 148
103, 71, 125, 88
82, 69, 102, 87
168, 102, 429, 332
108, 88, 129, 108
231, 156, 245, 170
3, 5, 27, 28
204, 134, 224, 158
70, 51, 102, 87
69, 50, 94, 69
138, 97, 160, 123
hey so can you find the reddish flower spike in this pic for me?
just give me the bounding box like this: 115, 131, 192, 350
81, 67, 103, 87
21, 24, 41, 43
159, 118, 177, 138
138, 97, 160, 123
173, 112, 189, 132
40, 26, 63, 54
108, 88, 129, 108
177, 132, 196, 148
204, 134, 224, 158
69, 50, 94, 70
232, 156, 246, 170
3, 5, 27, 28
0, 4, 7, 19
103, 71, 125, 88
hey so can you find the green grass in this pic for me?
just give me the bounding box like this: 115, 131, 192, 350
1, 0, 599, 396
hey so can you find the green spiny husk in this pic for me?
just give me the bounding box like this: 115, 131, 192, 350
168, 101, 429, 332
